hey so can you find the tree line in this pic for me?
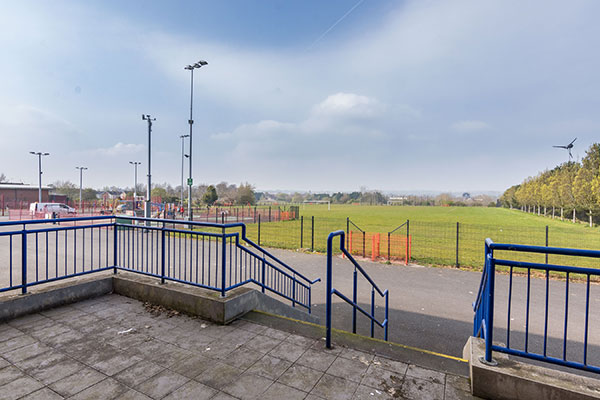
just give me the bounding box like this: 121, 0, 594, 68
500, 143, 600, 226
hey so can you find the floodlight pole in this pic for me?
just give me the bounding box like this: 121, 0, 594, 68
180, 134, 189, 213
75, 166, 88, 213
185, 60, 207, 221
29, 151, 49, 203
129, 161, 141, 210
142, 114, 156, 221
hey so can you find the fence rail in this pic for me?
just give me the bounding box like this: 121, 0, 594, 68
474, 239, 600, 374
0, 216, 319, 312
326, 230, 389, 348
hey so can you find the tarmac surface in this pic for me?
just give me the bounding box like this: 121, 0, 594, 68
0, 294, 477, 399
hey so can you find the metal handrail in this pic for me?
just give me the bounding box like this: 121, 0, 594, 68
118, 216, 319, 285
473, 238, 600, 374
0, 216, 319, 311
326, 230, 389, 348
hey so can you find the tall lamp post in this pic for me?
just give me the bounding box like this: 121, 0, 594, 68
29, 151, 49, 203
129, 161, 141, 211
75, 166, 88, 213
142, 114, 156, 220
179, 134, 190, 214
184, 60, 207, 221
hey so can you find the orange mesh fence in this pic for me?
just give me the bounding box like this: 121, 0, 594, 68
348, 230, 412, 263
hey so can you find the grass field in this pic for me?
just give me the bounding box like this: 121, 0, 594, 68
240, 205, 600, 270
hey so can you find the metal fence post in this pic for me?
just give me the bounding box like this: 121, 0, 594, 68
113, 220, 118, 274
258, 215, 261, 246
221, 229, 227, 297
311, 216, 314, 252
406, 219, 410, 265
346, 217, 349, 249
261, 256, 266, 293
352, 268, 357, 333
300, 216, 304, 248
388, 232, 392, 262
326, 233, 334, 349
456, 222, 460, 267
160, 225, 166, 284
21, 230, 27, 294
362, 231, 365, 258
269, 206, 271, 222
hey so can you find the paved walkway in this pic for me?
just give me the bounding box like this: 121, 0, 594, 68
0, 294, 477, 399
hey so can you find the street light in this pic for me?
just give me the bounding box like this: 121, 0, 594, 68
184, 60, 208, 221
129, 161, 141, 211
179, 134, 190, 214
142, 114, 156, 220
75, 166, 88, 213
29, 151, 49, 203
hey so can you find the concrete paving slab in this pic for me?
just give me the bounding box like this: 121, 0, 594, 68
296, 348, 337, 371
0, 293, 476, 400
277, 363, 323, 392
135, 369, 190, 399
48, 367, 107, 397
245, 353, 292, 380
20, 387, 64, 400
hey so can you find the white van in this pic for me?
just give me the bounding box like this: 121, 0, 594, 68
29, 203, 76, 216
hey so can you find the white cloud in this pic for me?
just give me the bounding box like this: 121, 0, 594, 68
451, 120, 490, 133
311, 93, 385, 119
91, 142, 144, 156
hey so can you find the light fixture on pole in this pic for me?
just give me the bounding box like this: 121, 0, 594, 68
142, 114, 156, 220
179, 134, 190, 214
184, 60, 208, 221
29, 151, 50, 203
75, 166, 88, 213
129, 161, 141, 211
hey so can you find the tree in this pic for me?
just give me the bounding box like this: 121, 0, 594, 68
81, 188, 98, 201
0, 173, 6, 183
236, 183, 256, 205
203, 185, 218, 206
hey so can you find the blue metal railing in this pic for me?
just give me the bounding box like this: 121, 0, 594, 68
326, 230, 389, 348
473, 238, 600, 373
0, 216, 319, 312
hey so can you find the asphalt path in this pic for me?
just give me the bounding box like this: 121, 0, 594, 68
266, 247, 600, 366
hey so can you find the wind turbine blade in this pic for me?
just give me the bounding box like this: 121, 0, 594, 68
570, 137, 577, 145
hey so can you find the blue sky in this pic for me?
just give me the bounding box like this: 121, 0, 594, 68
1, 0, 599, 193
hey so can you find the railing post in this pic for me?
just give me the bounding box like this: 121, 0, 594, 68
385, 291, 389, 341
221, 230, 227, 297
292, 274, 296, 308
113, 220, 118, 274
261, 256, 266, 294
484, 243, 496, 364
326, 233, 334, 349
160, 225, 166, 284
352, 268, 357, 333
370, 287, 375, 338
21, 230, 27, 294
